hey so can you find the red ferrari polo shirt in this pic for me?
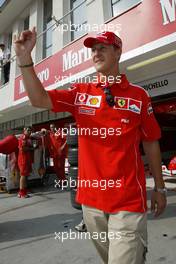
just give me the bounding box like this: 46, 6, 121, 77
18, 135, 33, 176
48, 74, 161, 213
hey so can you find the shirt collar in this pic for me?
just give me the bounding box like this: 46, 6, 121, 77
94, 74, 129, 90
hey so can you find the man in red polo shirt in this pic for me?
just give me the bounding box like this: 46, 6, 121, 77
14, 29, 166, 263
49, 123, 67, 182
18, 126, 34, 198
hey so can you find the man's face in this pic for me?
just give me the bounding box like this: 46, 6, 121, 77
50, 124, 56, 132
24, 127, 32, 136
91, 43, 121, 74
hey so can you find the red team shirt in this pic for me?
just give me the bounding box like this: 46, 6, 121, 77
49, 131, 67, 158
18, 135, 33, 176
48, 74, 161, 213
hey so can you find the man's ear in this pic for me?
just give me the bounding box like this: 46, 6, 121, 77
113, 45, 122, 61
117, 48, 122, 61
116, 48, 122, 62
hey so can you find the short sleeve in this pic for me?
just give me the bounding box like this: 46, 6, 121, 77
140, 91, 161, 141
47, 84, 78, 115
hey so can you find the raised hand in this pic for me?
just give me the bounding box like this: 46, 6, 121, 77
13, 27, 37, 59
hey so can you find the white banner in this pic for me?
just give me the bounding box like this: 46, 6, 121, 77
137, 72, 176, 97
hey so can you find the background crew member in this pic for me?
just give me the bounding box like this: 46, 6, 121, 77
49, 124, 67, 183
18, 126, 35, 198
0, 43, 11, 84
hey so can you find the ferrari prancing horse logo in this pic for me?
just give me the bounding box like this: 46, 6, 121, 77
117, 99, 126, 108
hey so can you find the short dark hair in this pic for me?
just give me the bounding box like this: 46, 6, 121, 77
24, 126, 32, 131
